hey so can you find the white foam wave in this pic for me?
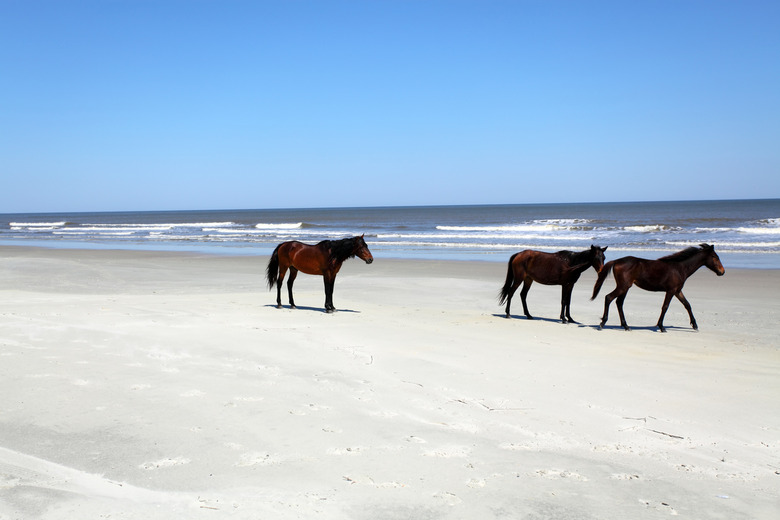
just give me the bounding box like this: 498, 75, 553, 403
204, 228, 268, 235
58, 226, 175, 232
9, 222, 67, 227
109, 222, 235, 228
667, 240, 780, 248
437, 224, 563, 232
53, 231, 136, 236
736, 226, 780, 235
255, 223, 303, 229
373, 240, 593, 250
378, 233, 589, 241
623, 225, 679, 232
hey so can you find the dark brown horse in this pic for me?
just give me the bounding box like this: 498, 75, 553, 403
266, 235, 373, 312
499, 245, 607, 323
591, 243, 724, 332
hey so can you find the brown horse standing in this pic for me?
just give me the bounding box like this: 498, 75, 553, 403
266, 235, 373, 312
591, 243, 724, 332
499, 245, 607, 323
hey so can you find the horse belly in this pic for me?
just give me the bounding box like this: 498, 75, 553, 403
291, 249, 325, 275
634, 280, 664, 292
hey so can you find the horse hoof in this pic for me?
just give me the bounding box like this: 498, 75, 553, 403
275, 304, 282, 309
526, 316, 534, 320
290, 305, 297, 309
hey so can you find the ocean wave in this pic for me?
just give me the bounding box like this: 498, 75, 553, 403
374, 240, 606, 250
736, 226, 780, 235
666, 240, 780, 248
10, 222, 68, 228
53, 231, 137, 236
623, 224, 680, 232
437, 224, 569, 233
378, 232, 590, 241
254, 222, 303, 229
58, 225, 177, 232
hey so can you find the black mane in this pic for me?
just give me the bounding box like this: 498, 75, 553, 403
659, 244, 710, 262
322, 236, 361, 263
557, 247, 595, 265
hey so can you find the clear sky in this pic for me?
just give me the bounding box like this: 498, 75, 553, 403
2, 0, 779, 213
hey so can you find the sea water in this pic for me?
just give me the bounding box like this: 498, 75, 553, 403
1, 199, 779, 268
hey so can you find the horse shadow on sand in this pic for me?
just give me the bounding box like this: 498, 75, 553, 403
264, 304, 360, 314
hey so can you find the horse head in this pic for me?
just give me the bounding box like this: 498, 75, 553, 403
700, 243, 725, 276
590, 245, 608, 272
356, 234, 374, 264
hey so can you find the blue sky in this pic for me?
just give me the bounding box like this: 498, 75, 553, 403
2, 0, 779, 213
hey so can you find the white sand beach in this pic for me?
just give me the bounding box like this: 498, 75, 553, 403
1, 246, 778, 519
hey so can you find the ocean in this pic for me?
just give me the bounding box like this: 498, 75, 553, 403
1, 199, 779, 268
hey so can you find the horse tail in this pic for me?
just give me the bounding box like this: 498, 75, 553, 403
591, 260, 614, 300
266, 245, 280, 290
498, 253, 519, 305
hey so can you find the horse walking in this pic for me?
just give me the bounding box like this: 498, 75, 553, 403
591, 243, 724, 332
266, 235, 373, 312
499, 245, 607, 323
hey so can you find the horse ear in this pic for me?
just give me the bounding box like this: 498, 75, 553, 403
602, 246, 608, 252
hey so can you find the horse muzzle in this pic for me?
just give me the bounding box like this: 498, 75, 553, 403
365, 258, 374, 264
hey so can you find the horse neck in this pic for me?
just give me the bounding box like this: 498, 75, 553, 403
678, 251, 708, 278
569, 250, 593, 271
329, 239, 357, 264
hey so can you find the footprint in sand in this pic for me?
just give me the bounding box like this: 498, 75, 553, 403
612, 473, 641, 480
422, 445, 471, 458
290, 403, 331, 415
342, 475, 405, 487
139, 457, 191, 470
232, 396, 265, 402
533, 469, 588, 481
327, 446, 366, 455
433, 491, 462, 505
235, 452, 277, 467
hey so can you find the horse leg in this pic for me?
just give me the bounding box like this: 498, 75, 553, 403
675, 290, 697, 330
323, 275, 336, 313
520, 279, 534, 319
286, 268, 298, 309
275, 265, 288, 308
504, 281, 521, 318
561, 284, 575, 323
616, 293, 630, 331
654, 292, 675, 332
599, 288, 619, 329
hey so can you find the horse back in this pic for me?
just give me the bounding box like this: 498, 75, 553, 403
614, 257, 684, 292
513, 250, 572, 284
278, 241, 328, 275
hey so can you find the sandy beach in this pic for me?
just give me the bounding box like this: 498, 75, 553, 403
0, 246, 778, 519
